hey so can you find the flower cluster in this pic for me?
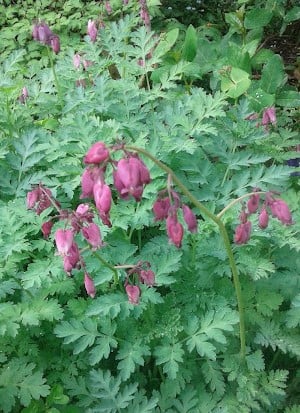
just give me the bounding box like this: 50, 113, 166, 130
32, 21, 60, 54
234, 190, 293, 245
26, 142, 152, 302
124, 261, 156, 305
153, 189, 198, 248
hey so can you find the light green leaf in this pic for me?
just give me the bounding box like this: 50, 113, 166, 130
221, 67, 251, 98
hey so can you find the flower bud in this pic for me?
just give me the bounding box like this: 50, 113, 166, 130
73, 53, 81, 69
258, 208, 269, 229
269, 199, 292, 225
84, 273, 96, 298
139, 270, 155, 286
125, 285, 140, 304
262, 106, 276, 126
87, 20, 97, 42
247, 193, 260, 214
27, 188, 40, 209
152, 197, 171, 221
41, 220, 53, 238
81, 167, 103, 199
234, 221, 252, 245
182, 205, 198, 233
84, 142, 110, 165
82, 223, 102, 248
55, 229, 74, 255
76, 203, 90, 216
166, 213, 184, 248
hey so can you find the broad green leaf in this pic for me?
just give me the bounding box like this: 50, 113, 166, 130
221, 67, 251, 98
182, 25, 197, 62
153, 28, 179, 59
244, 9, 272, 29
276, 90, 300, 108
260, 54, 287, 94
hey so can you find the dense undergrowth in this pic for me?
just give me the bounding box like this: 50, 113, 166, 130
0, 1, 299, 412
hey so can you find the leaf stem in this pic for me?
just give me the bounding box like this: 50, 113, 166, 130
125, 145, 246, 359
93, 251, 119, 285
217, 191, 266, 218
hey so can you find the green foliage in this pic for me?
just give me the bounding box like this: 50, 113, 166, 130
0, 1, 299, 412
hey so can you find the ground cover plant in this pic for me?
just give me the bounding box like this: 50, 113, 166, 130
0, 1, 299, 412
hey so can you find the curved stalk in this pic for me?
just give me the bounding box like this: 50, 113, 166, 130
125, 145, 246, 359
217, 191, 266, 219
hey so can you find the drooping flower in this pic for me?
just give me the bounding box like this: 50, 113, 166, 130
41, 220, 54, 239
182, 204, 198, 233
113, 156, 150, 201
166, 212, 184, 248
87, 20, 97, 42
139, 270, 155, 286
82, 223, 102, 248
234, 221, 252, 245
50, 35, 60, 54
55, 229, 74, 255
32, 21, 60, 54
258, 208, 269, 229
80, 166, 104, 199
27, 186, 53, 215
268, 198, 292, 225
19, 87, 29, 104
125, 285, 140, 304
84, 142, 110, 165
93, 182, 112, 227
27, 188, 40, 209
262, 106, 276, 126
63, 242, 81, 274
73, 53, 81, 69
247, 193, 260, 214
152, 197, 171, 221
84, 273, 96, 298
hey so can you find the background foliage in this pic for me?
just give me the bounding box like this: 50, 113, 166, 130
0, 0, 299, 412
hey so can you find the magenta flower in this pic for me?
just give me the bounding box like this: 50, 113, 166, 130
41, 220, 53, 239
152, 197, 171, 221
84, 142, 110, 165
76, 203, 90, 216
87, 20, 97, 42
182, 205, 198, 233
63, 242, 81, 274
234, 221, 252, 245
166, 213, 184, 248
55, 229, 74, 255
113, 156, 150, 201
27, 186, 52, 215
50, 35, 60, 54
259, 208, 269, 229
80, 167, 103, 198
84, 273, 96, 298
139, 270, 155, 286
82, 223, 102, 248
125, 285, 140, 304
93, 182, 112, 227
247, 193, 260, 214
73, 53, 81, 69
262, 107, 276, 126
268, 198, 292, 225
27, 188, 40, 209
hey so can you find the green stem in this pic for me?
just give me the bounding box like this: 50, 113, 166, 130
217, 191, 266, 219
47, 47, 62, 101
125, 145, 246, 359
94, 251, 119, 285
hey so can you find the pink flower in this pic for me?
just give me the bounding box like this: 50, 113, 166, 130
80, 167, 104, 198
84, 142, 110, 165
55, 229, 74, 255
247, 193, 260, 214
76, 203, 90, 216
152, 197, 171, 221
27, 188, 40, 209
125, 285, 140, 304
41, 220, 53, 238
63, 242, 81, 274
259, 208, 269, 229
19, 87, 29, 104
182, 205, 198, 233
166, 213, 184, 248
32, 22, 53, 45
139, 270, 155, 286
269, 198, 292, 225
105, 1, 112, 14
93, 182, 112, 227
27, 186, 53, 215
84, 273, 96, 298
262, 107, 276, 126
234, 221, 252, 245
87, 20, 97, 42
73, 53, 81, 69
113, 156, 150, 201
50, 35, 60, 54
82, 223, 102, 248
